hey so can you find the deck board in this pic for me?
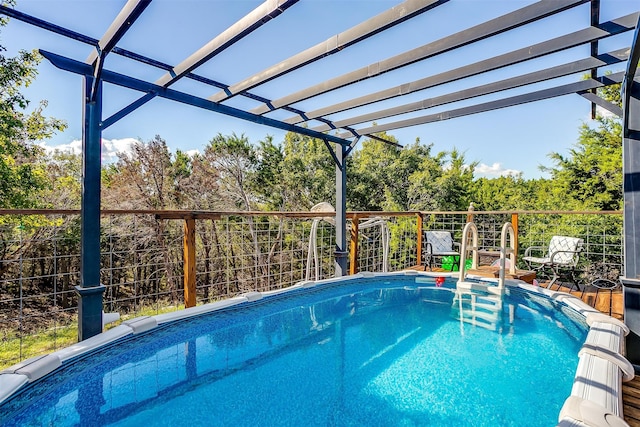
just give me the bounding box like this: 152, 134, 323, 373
625, 378, 640, 426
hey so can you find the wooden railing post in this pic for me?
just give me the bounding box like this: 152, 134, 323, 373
417, 213, 423, 266
466, 202, 475, 223
511, 213, 519, 259
184, 217, 196, 308
349, 215, 359, 275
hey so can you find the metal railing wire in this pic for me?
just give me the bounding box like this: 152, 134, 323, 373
0, 209, 623, 368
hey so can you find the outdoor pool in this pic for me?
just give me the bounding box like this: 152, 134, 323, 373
0, 274, 599, 426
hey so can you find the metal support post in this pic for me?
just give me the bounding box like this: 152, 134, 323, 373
76, 75, 105, 341
334, 144, 348, 276
621, 21, 640, 367
622, 82, 640, 366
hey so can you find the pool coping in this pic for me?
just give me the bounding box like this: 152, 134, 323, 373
0, 271, 633, 427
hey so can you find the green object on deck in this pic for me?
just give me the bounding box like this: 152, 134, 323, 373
441, 256, 472, 271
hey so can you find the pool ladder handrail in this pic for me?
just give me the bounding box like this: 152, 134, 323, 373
456, 221, 481, 288
457, 221, 516, 295
305, 206, 390, 281
497, 222, 517, 290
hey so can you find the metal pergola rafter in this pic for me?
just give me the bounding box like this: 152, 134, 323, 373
2, 0, 640, 361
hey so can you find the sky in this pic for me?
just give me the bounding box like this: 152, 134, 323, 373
2, 0, 639, 179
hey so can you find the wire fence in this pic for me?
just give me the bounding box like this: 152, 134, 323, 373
0, 209, 623, 367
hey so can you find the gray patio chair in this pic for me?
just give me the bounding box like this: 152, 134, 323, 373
523, 235, 584, 289
423, 230, 460, 271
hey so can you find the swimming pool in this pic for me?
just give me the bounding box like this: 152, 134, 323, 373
0, 272, 631, 426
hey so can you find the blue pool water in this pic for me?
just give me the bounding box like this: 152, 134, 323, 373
0, 275, 587, 426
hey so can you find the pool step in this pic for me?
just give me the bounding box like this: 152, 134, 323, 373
452, 291, 503, 331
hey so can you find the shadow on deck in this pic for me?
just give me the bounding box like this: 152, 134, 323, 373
551, 282, 623, 319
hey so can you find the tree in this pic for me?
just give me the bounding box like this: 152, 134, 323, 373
431, 148, 476, 211
392, 139, 441, 210
350, 136, 443, 211
104, 135, 174, 209
471, 175, 537, 211
279, 132, 336, 210
252, 136, 285, 210
43, 149, 82, 209
0, 13, 66, 208
204, 132, 257, 210
0, 11, 70, 325
543, 83, 623, 211
102, 136, 185, 305
349, 134, 400, 211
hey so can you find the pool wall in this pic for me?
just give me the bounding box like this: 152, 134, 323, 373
0, 270, 633, 427
517, 282, 632, 427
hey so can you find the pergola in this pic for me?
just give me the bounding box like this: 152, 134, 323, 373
2, 0, 640, 362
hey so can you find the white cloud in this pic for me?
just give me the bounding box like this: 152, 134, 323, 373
595, 105, 618, 119
583, 105, 620, 122
185, 149, 200, 157
101, 138, 138, 162
40, 137, 138, 162
475, 162, 521, 178
40, 139, 82, 155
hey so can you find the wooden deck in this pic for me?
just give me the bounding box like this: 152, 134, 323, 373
552, 281, 623, 319
625, 377, 640, 426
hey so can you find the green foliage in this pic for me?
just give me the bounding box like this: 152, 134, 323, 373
544, 118, 622, 210
349, 135, 401, 210
106, 135, 175, 209
471, 175, 541, 211
386, 216, 418, 270
541, 79, 622, 211
0, 16, 66, 208
204, 132, 257, 210
43, 150, 82, 208
171, 149, 192, 181
431, 148, 476, 211
279, 132, 336, 209
169, 149, 193, 206
252, 136, 285, 210
350, 136, 448, 211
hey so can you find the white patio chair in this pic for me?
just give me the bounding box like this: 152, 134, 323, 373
423, 230, 460, 271
523, 235, 584, 289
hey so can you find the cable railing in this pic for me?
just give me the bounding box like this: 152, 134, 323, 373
0, 208, 623, 368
